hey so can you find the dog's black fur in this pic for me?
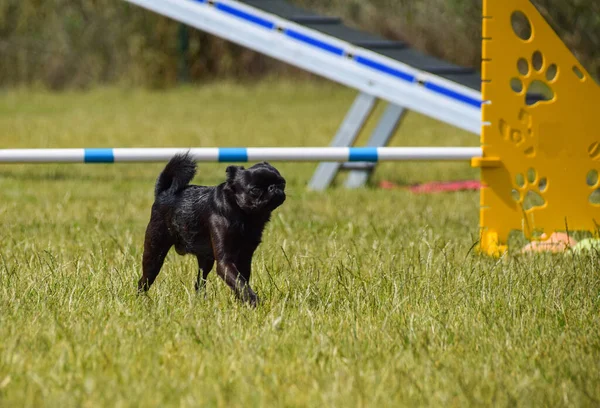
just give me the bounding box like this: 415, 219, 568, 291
138, 153, 286, 306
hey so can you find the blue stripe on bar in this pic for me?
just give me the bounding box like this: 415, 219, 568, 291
190, 0, 206, 3
218, 148, 248, 162
285, 29, 345, 56
84, 148, 114, 163
354, 56, 415, 83
349, 147, 378, 162
215, 3, 275, 30
424, 82, 482, 108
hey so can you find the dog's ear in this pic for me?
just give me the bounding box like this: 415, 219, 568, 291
226, 165, 244, 181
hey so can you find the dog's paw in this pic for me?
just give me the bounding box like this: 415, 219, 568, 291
246, 292, 259, 308
240, 289, 259, 308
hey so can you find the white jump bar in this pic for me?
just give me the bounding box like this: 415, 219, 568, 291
0, 147, 483, 163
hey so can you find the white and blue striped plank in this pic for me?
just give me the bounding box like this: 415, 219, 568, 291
194, 0, 482, 108
123, 0, 482, 134
0, 147, 482, 163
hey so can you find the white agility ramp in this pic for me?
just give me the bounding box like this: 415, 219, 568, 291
123, 0, 482, 134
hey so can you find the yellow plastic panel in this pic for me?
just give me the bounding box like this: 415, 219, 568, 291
479, 0, 600, 255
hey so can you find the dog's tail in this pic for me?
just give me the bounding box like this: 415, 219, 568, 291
154, 153, 197, 197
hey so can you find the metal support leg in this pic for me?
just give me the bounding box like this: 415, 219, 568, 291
308, 92, 377, 190
344, 103, 407, 189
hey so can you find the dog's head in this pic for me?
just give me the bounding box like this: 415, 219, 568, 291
225, 162, 286, 214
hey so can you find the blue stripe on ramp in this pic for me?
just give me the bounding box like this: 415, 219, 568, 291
349, 147, 378, 162
218, 148, 248, 162
424, 82, 482, 108
354, 56, 416, 83
285, 29, 345, 56
84, 149, 114, 163
215, 3, 275, 30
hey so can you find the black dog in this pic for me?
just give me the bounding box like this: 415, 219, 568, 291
138, 153, 286, 306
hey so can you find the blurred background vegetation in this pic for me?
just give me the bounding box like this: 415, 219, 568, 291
0, 0, 598, 89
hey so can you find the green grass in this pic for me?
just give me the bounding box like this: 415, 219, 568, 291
0, 81, 599, 407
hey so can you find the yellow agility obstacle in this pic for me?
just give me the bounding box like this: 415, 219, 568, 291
476, 0, 600, 255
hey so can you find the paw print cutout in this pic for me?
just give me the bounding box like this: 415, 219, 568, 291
587, 169, 600, 206
499, 51, 558, 158
511, 50, 557, 106
498, 108, 535, 157
511, 168, 547, 212
588, 141, 600, 160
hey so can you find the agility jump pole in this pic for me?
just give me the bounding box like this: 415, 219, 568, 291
0, 147, 482, 163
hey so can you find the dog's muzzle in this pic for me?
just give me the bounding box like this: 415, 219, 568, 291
268, 185, 286, 206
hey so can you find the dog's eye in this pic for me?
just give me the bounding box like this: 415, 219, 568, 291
250, 187, 261, 196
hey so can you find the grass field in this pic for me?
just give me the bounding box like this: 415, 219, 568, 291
0, 81, 599, 407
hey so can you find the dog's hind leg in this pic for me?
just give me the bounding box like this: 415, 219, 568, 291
195, 256, 214, 293
138, 219, 172, 292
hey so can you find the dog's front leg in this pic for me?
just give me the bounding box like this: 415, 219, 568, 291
215, 260, 258, 307
195, 256, 214, 293
209, 217, 258, 306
